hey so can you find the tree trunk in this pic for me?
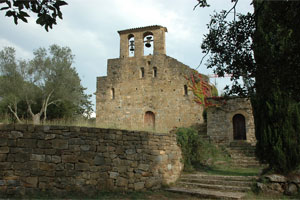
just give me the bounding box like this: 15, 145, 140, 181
32, 114, 41, 125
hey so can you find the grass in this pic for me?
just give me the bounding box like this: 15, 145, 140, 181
197, 165, 262, 176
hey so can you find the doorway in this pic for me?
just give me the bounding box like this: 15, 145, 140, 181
233, 114, 246, 140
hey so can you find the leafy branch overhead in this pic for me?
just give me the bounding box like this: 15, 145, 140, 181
0, 0, 68, 31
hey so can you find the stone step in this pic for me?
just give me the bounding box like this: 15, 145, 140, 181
179, 178, 253, 187
229, 141, 253, 147
177, 181, 251, 192
166, 187, 247, 200
181, 173, 258, 182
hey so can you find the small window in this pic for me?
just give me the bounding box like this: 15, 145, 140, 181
153, 67, 157, 78
184, 85, 188, 96
111, 88, 115, 99
140, 67, 145, 78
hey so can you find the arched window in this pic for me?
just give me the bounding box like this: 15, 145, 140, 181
128, 34, 135, 57
144, 111, 155, 129
233, 114, 246, 140
143, 32, 154, 56
111, 88, 115, 99
184, 85, 188, 96
140, 67, 145, 78
153, 67, 157, 78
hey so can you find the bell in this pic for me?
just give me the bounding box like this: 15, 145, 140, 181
145, 36, 152, 48
129, 40, 135, 52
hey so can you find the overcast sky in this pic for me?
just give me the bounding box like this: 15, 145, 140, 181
0, 0, 253, 110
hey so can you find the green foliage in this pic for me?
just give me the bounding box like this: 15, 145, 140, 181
253, 90, 300, 174
175, 127, 226, 171
0, 0, 67, 31
0, 45, 93, 124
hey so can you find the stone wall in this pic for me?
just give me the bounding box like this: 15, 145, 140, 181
206, 98, 256, 145
0, 124, 182, 197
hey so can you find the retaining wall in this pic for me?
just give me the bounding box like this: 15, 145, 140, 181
0, 124, 182, 197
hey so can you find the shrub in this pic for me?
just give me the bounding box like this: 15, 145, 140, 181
175, 127, 226, 171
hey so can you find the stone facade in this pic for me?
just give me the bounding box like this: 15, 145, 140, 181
206, 98, 256, 145
0, 124, 182, 197
96, 25, 206, 132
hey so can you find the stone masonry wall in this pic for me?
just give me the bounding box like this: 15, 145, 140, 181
207, 98, 256, 145
0, 124, 182, 197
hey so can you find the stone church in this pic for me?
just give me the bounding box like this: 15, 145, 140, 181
96, 25, 256, 145
96, 25, 207, 132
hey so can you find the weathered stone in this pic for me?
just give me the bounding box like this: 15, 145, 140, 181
24, 177, 38, 188
116, 177, 128, 187
0, 139, 7, 146
134, 182, 145, 190
145, 178, 159, 189
9, 131, 23, 139
75, 163, 89, 171
80, 145, 90, 151
51, 156, 61, 163
109, 172, 119, 179
39, 162, 55, 171
14, 153, 30, 162
52, 139, 68, 149
0, 147, 9, 154
0, 154, 7, 161
62, 155, 77, 163
45, 134, 56, 140
138, 164, 149, 171
17, 139, 36, 148
94, 155, 105, 166
30, 154, 45, 162
285, 183, 298, 196
65, 163, 74, 170
265, 174, 287, 182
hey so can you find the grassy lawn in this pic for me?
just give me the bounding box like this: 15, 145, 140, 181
197, 165, 262, 176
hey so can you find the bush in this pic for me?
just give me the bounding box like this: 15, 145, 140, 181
253, 90, 300, 174
175, 127, 226, 171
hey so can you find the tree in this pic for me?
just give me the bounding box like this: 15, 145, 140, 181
0, 45, 93, 124
0, 0, 67, 31
195, 0, 300, 173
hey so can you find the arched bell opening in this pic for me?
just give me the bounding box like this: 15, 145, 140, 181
128, 34, 135, 57
232, 114, 246, 140
143, 32, 154, 56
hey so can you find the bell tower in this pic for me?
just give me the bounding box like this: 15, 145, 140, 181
118, 25, 168, 58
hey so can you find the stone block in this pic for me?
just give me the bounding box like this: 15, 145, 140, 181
75, 163, 90, 171
15, 153, 30, 162
116, 177, 128, 187
69, 138, 85, 145
52, 139, 68, 149
37, 140, 52, 149
80, 145, 91, 151
0, 154, 7, 161
24, 177, 38, 188
45, 134, 56, 140
62, 155, 78, 163
65, 163, 74, 170
265, 174, 287, 182
134, 182, 145, 190
138, 164, 149, 171
94, 155, 105, 166
109, 172, 119, 179
30, 154, 45, 162
51, 155, 61, 163
39, 162, 55, 171
145, 178, 159, 189
9, 131, 23, 139
17, 139, 36, 148
0, 139, 7, 146
0, 147, 9, 154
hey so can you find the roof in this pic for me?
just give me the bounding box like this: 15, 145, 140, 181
118, 25, 168, 34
